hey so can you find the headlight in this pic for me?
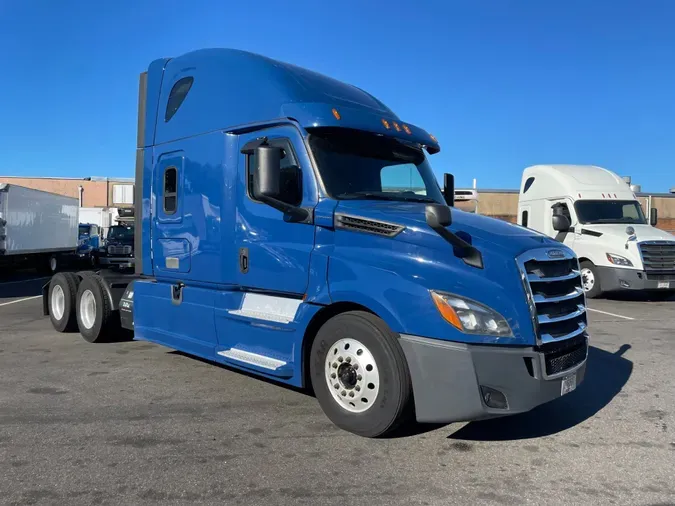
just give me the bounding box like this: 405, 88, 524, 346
430, 290, 513, 337
606, 253, 633, 266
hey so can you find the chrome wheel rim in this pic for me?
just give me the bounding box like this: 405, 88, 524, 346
51, 285, 65, 321
581, 268, 595, 292
325, 338, 379, 413
79, 290, 97, 330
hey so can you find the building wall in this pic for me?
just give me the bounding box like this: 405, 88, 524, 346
0, 177, 134, 208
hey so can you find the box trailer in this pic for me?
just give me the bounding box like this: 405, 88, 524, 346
0, 183, 79, 273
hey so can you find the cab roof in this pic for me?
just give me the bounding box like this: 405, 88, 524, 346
519, 164, 636, 202
143, 48, 440, 152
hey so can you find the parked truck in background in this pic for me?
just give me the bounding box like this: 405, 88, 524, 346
517, 164, 675, 298
0, 184, 78, 274
95, 222, 135, 270
43, 49, 590, 437
76, 223, 101, 266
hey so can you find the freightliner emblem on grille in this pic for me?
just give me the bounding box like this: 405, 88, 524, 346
547, 249, 565, 259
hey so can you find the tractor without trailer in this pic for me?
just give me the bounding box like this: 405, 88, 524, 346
44, 49, 590, 437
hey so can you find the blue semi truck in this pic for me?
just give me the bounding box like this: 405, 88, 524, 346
43, 49, 589, 437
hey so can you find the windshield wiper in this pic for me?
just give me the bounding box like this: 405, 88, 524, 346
337, 191, 436, 203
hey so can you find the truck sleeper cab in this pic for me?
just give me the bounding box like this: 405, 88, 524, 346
517, 164, 675, 298
44, 49, 589, 438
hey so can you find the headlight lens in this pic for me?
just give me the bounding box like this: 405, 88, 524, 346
430, 290, 513, 337
606, 253, 633, 266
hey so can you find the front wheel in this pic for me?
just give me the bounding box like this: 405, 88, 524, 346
309, 311, 414, 438
580, 260, 602, 299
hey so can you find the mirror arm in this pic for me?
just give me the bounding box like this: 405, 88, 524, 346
258, 195, 310, 223
432, 226, 483, 269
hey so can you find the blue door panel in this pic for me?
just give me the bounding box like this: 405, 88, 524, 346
234, 125, 317, 295
151, 132, 226, 284
132, 280, 218, 361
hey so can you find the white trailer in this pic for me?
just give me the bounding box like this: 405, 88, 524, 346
516, 164, 675, 298
0, 183, 79, 273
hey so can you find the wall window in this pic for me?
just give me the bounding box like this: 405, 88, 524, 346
112, 184, 134, 205
380, 164, 427, 195
165, 77, 194, 122
247, 139, 302, 207
163, 167, 178, 214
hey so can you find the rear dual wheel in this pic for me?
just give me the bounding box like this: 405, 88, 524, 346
309, 311, 414, 438
48, 272, 120, 342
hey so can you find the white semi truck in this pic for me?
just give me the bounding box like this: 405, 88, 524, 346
517, 164, 675, 298
0, 184, 79, 274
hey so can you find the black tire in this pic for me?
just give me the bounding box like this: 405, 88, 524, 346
580, 260, 602, 299
309, 311, 414, 438
75, 274, 119, 343
48, 272, 80, 332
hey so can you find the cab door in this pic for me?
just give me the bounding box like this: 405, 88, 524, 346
235, 125, 318, 296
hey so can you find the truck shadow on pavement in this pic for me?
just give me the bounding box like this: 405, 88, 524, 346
601, 291, 675, 302
446, 344, 632, 441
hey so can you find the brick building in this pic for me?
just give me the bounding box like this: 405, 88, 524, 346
0, 176, 134, 209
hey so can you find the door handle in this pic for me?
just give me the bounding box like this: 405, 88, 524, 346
239, 247, 249, 274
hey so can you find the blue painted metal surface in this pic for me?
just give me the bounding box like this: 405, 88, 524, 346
144, 49, 439, 152
133, 47, 575, 389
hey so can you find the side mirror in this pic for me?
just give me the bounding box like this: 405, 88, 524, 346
443, 173, 454, 207
251, 145, 309, 222
552, 214, 571, 232
252, 146, 282, 200
650, 208, 658, 227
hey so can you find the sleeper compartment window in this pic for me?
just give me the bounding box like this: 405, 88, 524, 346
164, 167, 177, 214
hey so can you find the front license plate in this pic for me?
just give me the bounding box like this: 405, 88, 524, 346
658, 281, 670, 289
561, 374, 577, 396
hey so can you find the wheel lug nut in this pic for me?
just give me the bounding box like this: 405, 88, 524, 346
349, 392, 354, 397
334, 384, 339, 389
332, 363, 338, 369
341, 390, 347, 397
345, 357, 351, 363
357, 375, 362, 381
331, 373, 336, 379
353, 364, 358, 370
338, 357, 343, 363
355, 385, 361, 391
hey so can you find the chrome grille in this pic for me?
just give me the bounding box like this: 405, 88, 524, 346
108, 245, 132, 255
639, 241, 675, 271
517, 248, 588, 345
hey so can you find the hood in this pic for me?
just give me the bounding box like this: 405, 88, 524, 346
335, 200, 563, 258
579, 223, 675, 243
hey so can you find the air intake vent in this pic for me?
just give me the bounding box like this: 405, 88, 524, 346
335, 214, 405, 237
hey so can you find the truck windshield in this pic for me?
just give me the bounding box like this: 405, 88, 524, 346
78, 225, 90, 236
574, 200, 647, 225
107, 225, 134, 240
308, 127, 445, 204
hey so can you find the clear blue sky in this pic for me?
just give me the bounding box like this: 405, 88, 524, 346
1, 0, 673, 192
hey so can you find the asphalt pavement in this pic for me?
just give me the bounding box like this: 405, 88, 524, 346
1, 274, 674, 505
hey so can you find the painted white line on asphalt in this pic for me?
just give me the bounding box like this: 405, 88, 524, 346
587, 308, 635, 320
0, 277, 50, 286
0, 295, 42, 307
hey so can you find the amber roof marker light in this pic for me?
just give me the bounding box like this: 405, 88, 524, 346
381, 118, 391, 129
331, 108, 341, 120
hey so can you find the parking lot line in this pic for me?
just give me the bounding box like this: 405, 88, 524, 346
0, 295, 42, 307
587, 307, 635, 320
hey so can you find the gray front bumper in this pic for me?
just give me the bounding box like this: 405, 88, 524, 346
596, 266, 675, 291
99, 257, 134, 267
399, 334, 587, 424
